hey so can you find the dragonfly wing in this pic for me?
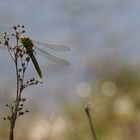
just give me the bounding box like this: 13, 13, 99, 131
33, 40, 70, 51
35, 47, 70, 65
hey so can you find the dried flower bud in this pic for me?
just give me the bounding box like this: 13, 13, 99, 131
19, 112, 24, 115
3, 117, 6, 120
30, 79, 33, 82
22, 98, 26, 102
4, 40, 9, 46
25, 109, 29, 113
20, 104, 23, 106
18, 107, 22, 111
22, 63, 25, 67
22, 30, 25, 33
19, 54, 23, 58
5, 104, 9, 107
26, 57, 30, 62
13, 26, 17, 30
35, 80, 39, 84
19, 69, 22, 72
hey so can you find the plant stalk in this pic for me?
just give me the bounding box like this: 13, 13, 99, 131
85, 106, 97, 140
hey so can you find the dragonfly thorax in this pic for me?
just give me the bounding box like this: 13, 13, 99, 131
20, 37, 34, 48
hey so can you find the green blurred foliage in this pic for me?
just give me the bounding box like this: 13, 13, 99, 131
0, 57, 140, 140
61, 57, 140, 140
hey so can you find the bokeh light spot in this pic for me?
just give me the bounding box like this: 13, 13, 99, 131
101, 81, 117, 96
114, 96, 134, 116
76, 82, 91, 97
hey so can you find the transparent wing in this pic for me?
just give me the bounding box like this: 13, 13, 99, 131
33, 40, 70, 51
35, 47, 70, 65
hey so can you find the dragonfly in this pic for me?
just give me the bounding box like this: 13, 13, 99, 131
0, 32, 70, 78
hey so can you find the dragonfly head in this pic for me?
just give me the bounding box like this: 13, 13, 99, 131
20, 37, 34, 48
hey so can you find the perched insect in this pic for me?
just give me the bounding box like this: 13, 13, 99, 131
0, 32, 70, 78
20, 37, 42, 78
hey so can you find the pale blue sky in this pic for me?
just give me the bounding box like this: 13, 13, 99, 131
0, 0, 140, 111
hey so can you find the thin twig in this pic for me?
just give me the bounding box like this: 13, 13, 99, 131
85, 105, 97, 140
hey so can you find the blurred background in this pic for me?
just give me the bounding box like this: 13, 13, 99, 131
0, 0, 140, 139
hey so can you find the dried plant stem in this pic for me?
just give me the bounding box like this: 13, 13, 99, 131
85, 106, 97, 140
1, 25, 42, 140
9, 58, 20, 140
